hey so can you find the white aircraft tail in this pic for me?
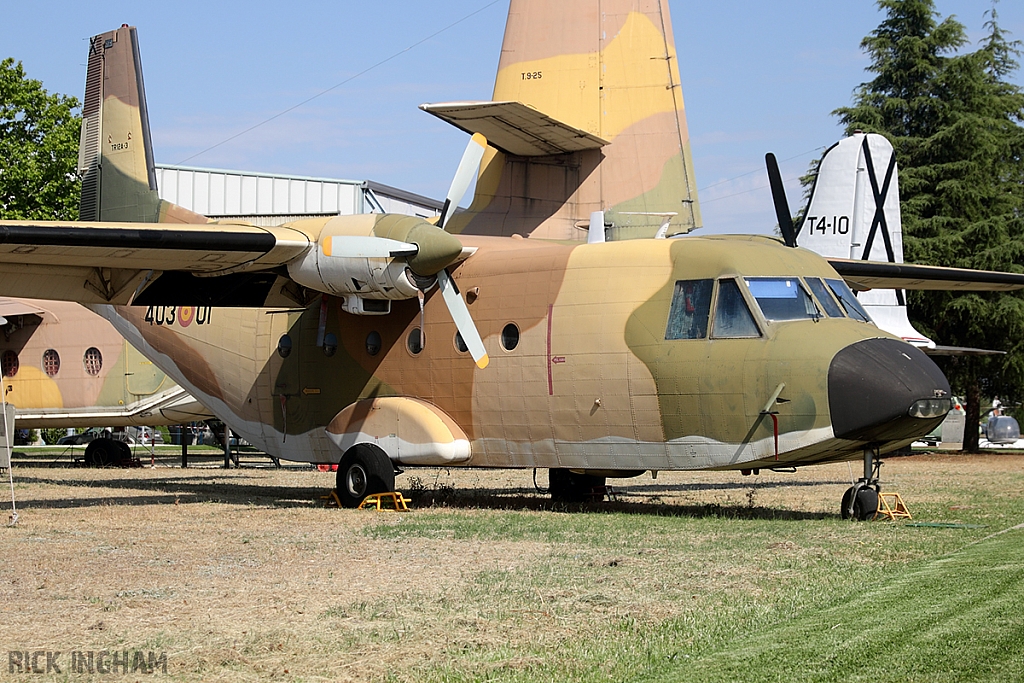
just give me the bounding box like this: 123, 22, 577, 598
800, 133, 935, 349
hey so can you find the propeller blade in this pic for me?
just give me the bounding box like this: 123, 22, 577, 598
765, 153, 798, 248
324, 235, 418, 258
438, 133, 488, 230
437, 268, 488, 369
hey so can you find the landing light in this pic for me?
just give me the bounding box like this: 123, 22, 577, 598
908, 398, 951, 419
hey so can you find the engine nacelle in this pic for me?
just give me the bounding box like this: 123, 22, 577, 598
286, 213, 460, 304
289, 250, 420, 299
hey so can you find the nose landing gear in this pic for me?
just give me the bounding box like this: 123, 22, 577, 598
842, 446, 881, 521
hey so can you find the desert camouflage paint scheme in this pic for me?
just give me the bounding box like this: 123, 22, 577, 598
0, 298, 209, 428
78, 25, 207, 225
434, 0, 701, 240
97, 232, 899, 472
3, 2, 1012, 483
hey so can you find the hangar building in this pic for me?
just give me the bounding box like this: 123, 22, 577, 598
153, 164, 443, 224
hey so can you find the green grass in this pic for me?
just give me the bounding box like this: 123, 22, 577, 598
366, 507, 1024, 682
644, 526, 1024, 682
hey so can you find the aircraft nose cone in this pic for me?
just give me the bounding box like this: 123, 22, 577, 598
828, 338, 951, 441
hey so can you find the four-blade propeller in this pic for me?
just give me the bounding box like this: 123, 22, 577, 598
314, 133, 491, 369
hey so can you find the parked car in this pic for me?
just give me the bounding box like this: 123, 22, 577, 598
57, 427, 108, 445
57, 426, 164, 446
125, 426, 164, 445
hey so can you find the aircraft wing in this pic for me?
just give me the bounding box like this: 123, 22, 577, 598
828, 259, 1024, 291
0, 220, 311, 306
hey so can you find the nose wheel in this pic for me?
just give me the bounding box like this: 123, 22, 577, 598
842, 446, 882, 521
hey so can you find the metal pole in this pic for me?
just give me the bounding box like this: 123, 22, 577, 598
223, 426, 231, 469
181, 435, 188, 469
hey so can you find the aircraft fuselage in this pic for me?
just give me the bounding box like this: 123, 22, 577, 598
96, 233, 949, 472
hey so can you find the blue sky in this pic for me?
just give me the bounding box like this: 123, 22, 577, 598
4, 1, 1022, 234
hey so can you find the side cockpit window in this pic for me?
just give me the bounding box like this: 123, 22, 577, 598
826, 278, 874, 323
745, 278, 820, 321
712, 279, 760, 338
665, 279, 713, 339
805, 277, 845, 318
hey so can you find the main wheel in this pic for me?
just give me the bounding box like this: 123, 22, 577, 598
853, 487, 879, 522
84, 439, 117, 467
114, 441, 133, 466
549, 469, 607, 503
841, 486, 857, 520
335, 444, 395, 508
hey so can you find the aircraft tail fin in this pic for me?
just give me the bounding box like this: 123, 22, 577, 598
78, 26, 206, 224
432, 0, 700, 240
801, 132, 935, 349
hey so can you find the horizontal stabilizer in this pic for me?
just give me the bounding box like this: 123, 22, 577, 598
828, 259, 1024, 291
419, 101, 608, 156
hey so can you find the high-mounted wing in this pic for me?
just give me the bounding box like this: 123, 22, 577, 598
0, 220, 309, 305
828, 259, 1024, 292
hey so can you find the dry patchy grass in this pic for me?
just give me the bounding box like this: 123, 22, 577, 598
1, 452, 1022, 681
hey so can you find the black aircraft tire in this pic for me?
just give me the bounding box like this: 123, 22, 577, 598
854, 488, 879, 522
335, 444, 395, 508
549, 469, 607, 503
84, 439, 115, 468
841, 486, 857, 520
115, 441, 132, 465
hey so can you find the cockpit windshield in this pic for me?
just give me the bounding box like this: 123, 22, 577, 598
825, 278, 874, 323
744, 278, 819, 321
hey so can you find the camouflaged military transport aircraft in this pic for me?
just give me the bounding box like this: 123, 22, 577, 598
0, 297, 210, 459
2, 2, 1024, 519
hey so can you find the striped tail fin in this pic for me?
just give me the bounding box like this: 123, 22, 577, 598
78, 25, 206, 224
801, 132, 935, 349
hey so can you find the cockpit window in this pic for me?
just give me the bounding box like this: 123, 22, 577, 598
805, 277, 845, 318
744, 278, 820, 321
712, 279, 760, 338
665, 279, 713, 340
826, 278, 873, 323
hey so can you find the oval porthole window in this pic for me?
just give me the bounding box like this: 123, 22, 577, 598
501, 323, 520, 351
2, 350, 18, 377
42, 349, 60, 377
366, 331, 382, 357
454, 331, 468, 354
407, 328, 423, 355
323, 333, 338, 357
83, 347, 103, 376
277, 334, 293, 358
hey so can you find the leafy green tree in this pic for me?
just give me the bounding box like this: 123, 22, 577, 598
0, 58, 81, 220
829, 1, 1024, 452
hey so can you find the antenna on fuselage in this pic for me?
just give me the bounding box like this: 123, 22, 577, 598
765, 153, 798, 248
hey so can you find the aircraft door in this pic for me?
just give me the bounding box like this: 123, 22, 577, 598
266, 299, 334, 442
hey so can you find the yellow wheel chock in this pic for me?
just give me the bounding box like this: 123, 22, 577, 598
358, 492, 412, 511
875, 492, 911, 521
321, 490, 412, 510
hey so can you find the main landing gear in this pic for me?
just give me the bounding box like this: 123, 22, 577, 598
842, 446, 881, 521
548, 469, 607, 503
335, 444, 396, 508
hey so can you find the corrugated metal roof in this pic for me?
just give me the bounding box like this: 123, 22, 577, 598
154, 164, 443, 219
